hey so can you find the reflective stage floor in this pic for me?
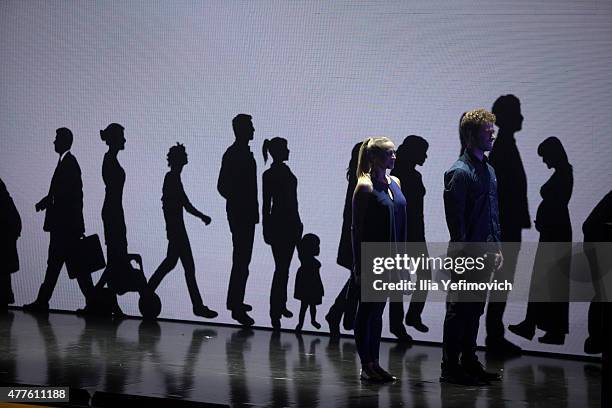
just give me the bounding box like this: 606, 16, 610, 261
0, 310, 602, 407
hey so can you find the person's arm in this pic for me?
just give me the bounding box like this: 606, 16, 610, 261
262, 171, 273, 244
217, 151, 233, 200
351, 179, 373, 284
35, 195, 50, 212
443, 169, 468, 243
184, 202, 211, 225
181, 181, 211, 225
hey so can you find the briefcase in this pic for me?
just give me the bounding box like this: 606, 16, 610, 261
67, 234, 106, 279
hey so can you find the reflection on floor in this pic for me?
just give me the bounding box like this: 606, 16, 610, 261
0, 310, 601, 407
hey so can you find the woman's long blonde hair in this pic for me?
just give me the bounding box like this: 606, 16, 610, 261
356, 137, 393, 179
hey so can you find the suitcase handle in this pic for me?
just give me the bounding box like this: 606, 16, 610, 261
128, 253, 144, 273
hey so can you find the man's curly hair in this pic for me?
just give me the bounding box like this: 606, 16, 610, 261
167, 142, 187, 167
459, 108, 496, 153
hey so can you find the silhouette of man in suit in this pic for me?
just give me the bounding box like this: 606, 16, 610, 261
218, 114, 258, 326
24, 128, 94, 312
486, 95, 530, 356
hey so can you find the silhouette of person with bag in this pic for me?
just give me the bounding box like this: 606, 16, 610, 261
24, 128, 94, 312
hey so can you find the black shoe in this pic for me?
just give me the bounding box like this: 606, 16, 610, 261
486, 337, 522, 357
440, 365, 484, 386
232, 310, 254, 327
404, 313, 429, 333
271, 317, 281, 330
193, 305, 218, 319
343, 310, 356, 331
508, 321, 535, 340
242, 303, 253, 312
538, 332, 565, 345
405, 316, 429, 333
311, 320, 321, 330
373, 364, 398, 382
281, 308, 293, 318
295, 322, 303, 332
461, 361, 501, 382
76, 305, 100, 316
325, 313, 341, 338
23, 301, 49, 313
584, 336, 602, 354
390, 328, 413, 344
360, 366, 385, 383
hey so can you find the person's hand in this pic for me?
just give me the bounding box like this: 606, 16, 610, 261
484, 251, 503, 271
352, 272, 361, 287
494, 250, 504, 271
201, 214, 211, 225
35, 196, 49, 212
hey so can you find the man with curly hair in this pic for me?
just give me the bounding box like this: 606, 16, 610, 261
147, 143, 217, 319
441, 109, 504, 385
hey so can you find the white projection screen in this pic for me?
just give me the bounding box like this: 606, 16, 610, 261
2, 0, 611, 356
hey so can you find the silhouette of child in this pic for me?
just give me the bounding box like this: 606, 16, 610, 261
294, 233, 324, 331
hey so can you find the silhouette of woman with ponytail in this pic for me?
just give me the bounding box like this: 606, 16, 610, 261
262, 137, 303, 330
96, 123, 129, 317
352, 137, 405, 382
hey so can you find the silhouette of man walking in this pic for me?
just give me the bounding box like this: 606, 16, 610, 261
148, 143, 217, 319
218, 114, 258, 326
24, 128, 94, 312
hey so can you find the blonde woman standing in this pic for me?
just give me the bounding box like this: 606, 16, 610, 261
352, 137, 406, 382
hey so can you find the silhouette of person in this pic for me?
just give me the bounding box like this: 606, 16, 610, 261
294, 233, 324, 332
582, 190, 612, 354
218, 114, 258, 326
262, 137, 303, 330
509, 137, 573, 345
441, 110, 503, 386
147, 143, 218, 319
391, 135, 431, 334
352, 137, 405, 383
485, 94, 530, 356
24, 128, 94, 312
325, 142, 361, 338
0, 178, 21, 311
94, 123, 129, 318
